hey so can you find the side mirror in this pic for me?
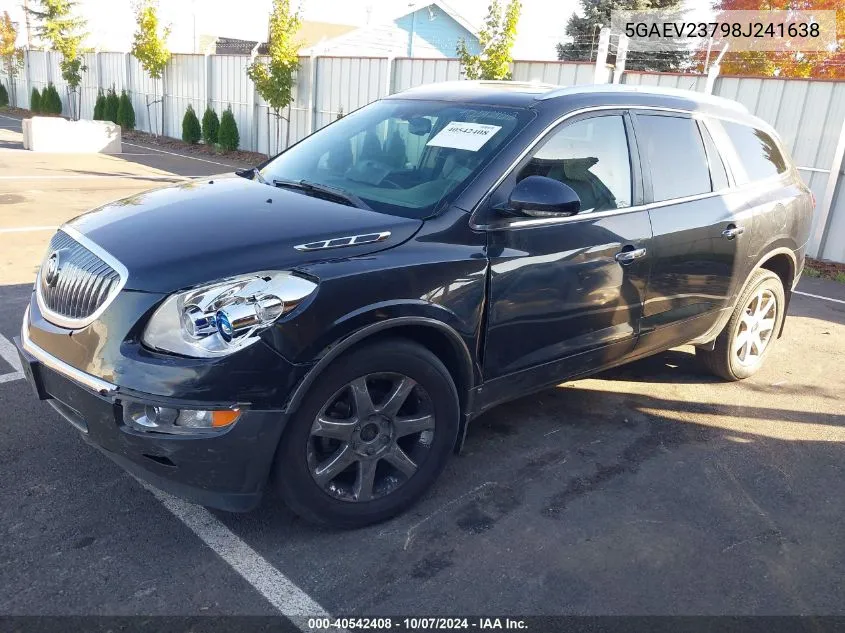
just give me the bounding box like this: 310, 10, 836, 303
508, 175, 581, 217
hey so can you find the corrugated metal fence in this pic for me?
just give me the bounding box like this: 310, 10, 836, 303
2, 52, 844, 262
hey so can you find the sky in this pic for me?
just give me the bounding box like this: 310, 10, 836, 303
0, 0, 578, 60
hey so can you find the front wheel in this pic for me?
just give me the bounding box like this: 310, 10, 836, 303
697, 269, 785, 381
273, 338, 460, 528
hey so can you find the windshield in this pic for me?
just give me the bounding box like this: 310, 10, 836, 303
259, 99, 531, 218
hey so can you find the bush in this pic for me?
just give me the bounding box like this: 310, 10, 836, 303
0, 84, 8, 107
30, 87, 41, 113
201, 107, 219, 145
42, 84, 62, 115
117, 90, 135, 130
181, 104, 201, 144
218, 107, 239, 151
105, 87, 119, 124
93, 91, 106, 120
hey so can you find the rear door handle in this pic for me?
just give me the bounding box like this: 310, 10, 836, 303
722, 225, 745, 240
615, 247, 647, 264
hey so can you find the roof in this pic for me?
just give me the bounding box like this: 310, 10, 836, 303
210, 21, 357, 56
389, 81, 759, 125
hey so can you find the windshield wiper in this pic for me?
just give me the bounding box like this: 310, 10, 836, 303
272, 178, 371, 210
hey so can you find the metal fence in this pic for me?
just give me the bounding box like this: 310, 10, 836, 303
2, 51, 844, 263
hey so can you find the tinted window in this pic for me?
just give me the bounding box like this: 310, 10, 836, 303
699, 122, 729, 191
518, 115, 631, 212
638, 115, 711, 202
720, 121, 787, 183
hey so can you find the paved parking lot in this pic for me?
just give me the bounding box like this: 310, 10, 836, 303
1, 112, 845, 621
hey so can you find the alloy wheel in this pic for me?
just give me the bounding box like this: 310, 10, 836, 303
734, 288, 778, 366
306, 372, 436, 502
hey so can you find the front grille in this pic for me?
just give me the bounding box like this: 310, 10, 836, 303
37, 230, 122, 326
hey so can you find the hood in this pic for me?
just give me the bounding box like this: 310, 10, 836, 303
67, 175, 422, 293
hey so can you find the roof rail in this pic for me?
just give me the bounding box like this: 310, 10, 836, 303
536, 84, 748, 113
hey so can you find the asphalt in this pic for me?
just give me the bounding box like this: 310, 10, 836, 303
1, 112, 844, 618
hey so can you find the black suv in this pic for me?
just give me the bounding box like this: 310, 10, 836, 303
16, 82, 814, 527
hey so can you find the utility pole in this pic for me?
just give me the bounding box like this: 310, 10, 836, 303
23, 0, 33, 48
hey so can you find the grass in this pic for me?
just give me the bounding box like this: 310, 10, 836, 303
804, 260, 845, 284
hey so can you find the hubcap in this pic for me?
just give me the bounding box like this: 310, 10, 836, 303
307, 373, 436, 502
734, 288, 777, 366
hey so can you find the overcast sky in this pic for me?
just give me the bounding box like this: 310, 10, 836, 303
0, 0, 578, 59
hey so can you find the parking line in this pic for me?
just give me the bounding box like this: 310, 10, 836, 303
141, 483, 337, 628
0, 175, 185, 180
795, 291, 845, 305
0, 226, 57, 234
122, 141, 241, 169
0, 334, 24, 384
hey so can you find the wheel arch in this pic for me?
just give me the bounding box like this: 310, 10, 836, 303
283, 317, 476, 448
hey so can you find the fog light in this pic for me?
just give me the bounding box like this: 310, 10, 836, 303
123, 403, 240, 432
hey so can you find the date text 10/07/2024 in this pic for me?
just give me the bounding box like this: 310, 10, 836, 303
307, 618, 529, 630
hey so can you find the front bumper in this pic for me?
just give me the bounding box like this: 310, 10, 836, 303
16, 309, 295, 513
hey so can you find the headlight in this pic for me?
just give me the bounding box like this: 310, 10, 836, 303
142, 271, 317, 357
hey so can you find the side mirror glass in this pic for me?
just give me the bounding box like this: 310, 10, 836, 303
508, 175, 581, 217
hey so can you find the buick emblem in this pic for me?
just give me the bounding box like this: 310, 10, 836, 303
44, 251, 61, 287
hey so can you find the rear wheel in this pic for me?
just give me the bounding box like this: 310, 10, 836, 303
697, 269, 785, 381
273, 339, 459, 528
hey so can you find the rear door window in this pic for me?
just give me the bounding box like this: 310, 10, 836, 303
636, 114, 711, 202
718, 121, 788, 184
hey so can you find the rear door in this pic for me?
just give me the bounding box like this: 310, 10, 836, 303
632, 111, 753, 354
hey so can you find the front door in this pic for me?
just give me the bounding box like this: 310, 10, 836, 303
476, 111, 652, 411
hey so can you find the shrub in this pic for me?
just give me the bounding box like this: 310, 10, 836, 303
105, 87, 119, 124
30, 87, 41, 113
181, 104, 201, 144
201, 107, 219, 145
117, 90, 135, 130
93, 91, 106, 120
218, 107, 239, 151
44, 84, 63, 115
0, 84, 8, 108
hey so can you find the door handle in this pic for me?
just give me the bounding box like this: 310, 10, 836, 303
722, 225, 745, 240
615, 247, 647, 264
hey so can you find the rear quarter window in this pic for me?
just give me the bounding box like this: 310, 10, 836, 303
718, 121, 788, 184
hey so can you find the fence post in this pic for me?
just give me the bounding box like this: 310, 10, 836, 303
813, 116, 845, 258
386, 56, 394, 96
308, 54, 318, 134
612, 34, 629, 84
593, 27, 611, 84
24, 49, 31, 108
161, 63, 168, 138
204, 54, 212, 111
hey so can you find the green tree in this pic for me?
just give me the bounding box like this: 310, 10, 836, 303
131, 0, 170, 135
26, 0, 88, 119
117, 90, 135, 130
457, 0, 521, 80
218, 107, 239, 151
92, 90, 105, 119
43, 82, 62, 114
105, 86, 119, 123
555, 0, 688, 71
30, 87, 41, 112
1, 12, 24, 107
202, 107, 219, 144
181, 104, 201, 143
247, 0, 301, 153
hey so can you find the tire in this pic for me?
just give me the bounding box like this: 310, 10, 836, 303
273, 338, 460, 528
696, 269, 785, 381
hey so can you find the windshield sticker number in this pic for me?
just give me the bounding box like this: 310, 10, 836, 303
426, 122, 502, 152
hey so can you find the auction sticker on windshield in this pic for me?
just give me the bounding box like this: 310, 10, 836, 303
426, 122, 502, 151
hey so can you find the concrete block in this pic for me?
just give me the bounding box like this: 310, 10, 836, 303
22, 117, 122, 153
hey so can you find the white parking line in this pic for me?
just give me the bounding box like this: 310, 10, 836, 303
122, 141, 241, 169
795, 290, 845, 305
0, 334, 24, 384
0, 175, 185, 180
142, 483, 337, 628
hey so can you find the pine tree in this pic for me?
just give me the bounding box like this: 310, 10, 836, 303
0, 83, 8, 107
201, 107, 219, 144
93, 91, 105, 119
117, 90, 135, 130
44, 83, 62, 114
31, 87, 41, 113
105, 87, 119, 123
181, 104, 201, 144
218, 107, 239, 151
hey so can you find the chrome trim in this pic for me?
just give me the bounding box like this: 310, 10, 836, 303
294, 231, 391, 252
21, 306, 117, 395
35, 225, 129, 330
470, 104, 794, 231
